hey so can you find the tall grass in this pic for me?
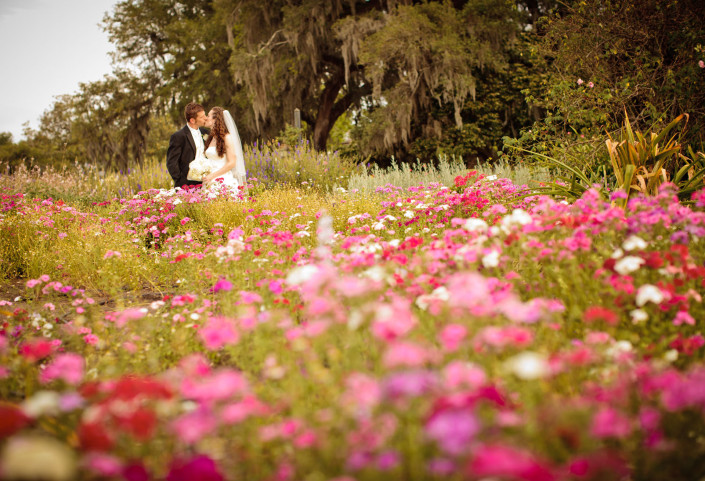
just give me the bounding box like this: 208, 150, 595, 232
347, 155, 553, 193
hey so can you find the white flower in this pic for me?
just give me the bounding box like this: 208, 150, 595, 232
622, 235, 647, 252
372, 222, 386, 231
663, 349, 679, 363
504, 351, 549, 380
486, 175, 498, 181
611, 248, 624, 259
636, 284, 664, 306
500, 208, 533, 232
482, 250, 500, 268
463, 218, 488, 233
286, 265, 319, 285
630, 309, 649, 324
614, 256, 645, 275
22, 390, 61, 418
404, 210, 414, 219
415, 286, 450, 311
607, 340, 633, 358
361, 266, 386, 282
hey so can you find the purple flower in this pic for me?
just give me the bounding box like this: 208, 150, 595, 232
425, 409, 480, 455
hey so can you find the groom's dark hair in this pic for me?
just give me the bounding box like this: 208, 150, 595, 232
184, 102, 205, 123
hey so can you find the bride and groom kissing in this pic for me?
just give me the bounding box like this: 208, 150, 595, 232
166, 102, 247, 193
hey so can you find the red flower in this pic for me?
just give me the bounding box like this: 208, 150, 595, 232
118, 407, 157, 441
18, 338, 54, 362
583, 306, 619, 326
0, 403, 30, 439
79, 421, 114, 452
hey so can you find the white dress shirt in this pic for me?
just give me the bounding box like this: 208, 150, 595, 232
188, 125, 205, 155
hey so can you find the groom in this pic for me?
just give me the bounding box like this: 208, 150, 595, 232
166, 102, 207, 189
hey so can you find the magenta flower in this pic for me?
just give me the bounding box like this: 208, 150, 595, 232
211, 277, 233, 293
590, 407, 632, 439
166, 455, 224, 481
469, 444, 555, 481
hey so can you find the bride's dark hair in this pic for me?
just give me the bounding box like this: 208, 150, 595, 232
206, 106, 227, 157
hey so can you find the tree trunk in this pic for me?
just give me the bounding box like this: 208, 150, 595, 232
312, 69, 346, 151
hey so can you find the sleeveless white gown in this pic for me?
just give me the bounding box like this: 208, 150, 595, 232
204, 145, 241, 192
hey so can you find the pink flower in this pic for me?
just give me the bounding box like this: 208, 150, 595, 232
443, 361, 486, 390
699, 60, 705, 68
199, 316, 239, 350
112, 308, 146, 328
383, 341, 432, 368
85, 453, 123, 477
239, 291, 262, 304
181, 369, 248, 403
469, 444, 555, 481
577, 78, 584, 85
171, 408, 218, 444
211, 278, 233, 293
341, 373, 381, 413
40, 353, 84, 385
425, 409, 480, 455
587, 81, 594, 88
439, 324, 467, 351
103, 250, 122, 259
84, 334, 99, 345
673, 311, 695, 326
180, 217, 191, 225
590, 407, 632, 439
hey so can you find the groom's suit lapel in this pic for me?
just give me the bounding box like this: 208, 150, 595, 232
183, 126, 196, 155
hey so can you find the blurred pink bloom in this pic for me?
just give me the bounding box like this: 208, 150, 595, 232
439, 324, 467, 351
469, 444, 555, 481
85, 453, 123, 477
40, 353, 84, 385
181, 369, 248, 403
372, 297, 417, 341
383, 341, 433, 368
673, 310, 695, 326
103, 250, 122, 259
699, 60, 705, 68
199, 317, 239, 350
43, 303, 55, 311
84, 334, 99, 345
212, 278, 233, 293
342, 373, 381, 413
443, 361, 486, 390
591, 407, 632, 439
221, 395, 269, 424
587, 81, 594, 88
239, 291, 262, 304
171, 408, 218, 444
113, 308, 146, 328
577, 78, 584, 85
425, 408, 480, 455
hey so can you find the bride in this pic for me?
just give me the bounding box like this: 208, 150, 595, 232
201, 107, 247, 193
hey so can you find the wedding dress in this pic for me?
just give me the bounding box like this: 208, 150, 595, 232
202, 110, 247, 195
204, 144, 241, 191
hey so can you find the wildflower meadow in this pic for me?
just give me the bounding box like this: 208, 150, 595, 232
1, 158, 705, 481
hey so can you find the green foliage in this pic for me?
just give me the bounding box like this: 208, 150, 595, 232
511, 0, 705, 171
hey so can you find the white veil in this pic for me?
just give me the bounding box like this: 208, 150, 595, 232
223, 110, 246, 186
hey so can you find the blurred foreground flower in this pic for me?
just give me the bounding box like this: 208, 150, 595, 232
0, 435, 76, 481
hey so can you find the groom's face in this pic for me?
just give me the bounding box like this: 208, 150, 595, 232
189, 110, 207, 128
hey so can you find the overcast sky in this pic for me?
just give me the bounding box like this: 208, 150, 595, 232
0, 0, 119, 140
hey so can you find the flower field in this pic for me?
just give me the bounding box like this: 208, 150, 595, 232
1, 173, 705, 481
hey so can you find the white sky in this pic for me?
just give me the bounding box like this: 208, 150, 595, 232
0, 0, 119, 140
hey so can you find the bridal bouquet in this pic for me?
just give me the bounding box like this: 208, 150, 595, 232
187, 154, 212, 181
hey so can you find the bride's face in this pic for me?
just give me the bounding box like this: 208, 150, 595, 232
205, 110, 215, 129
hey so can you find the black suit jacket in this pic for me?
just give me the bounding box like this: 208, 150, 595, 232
166, 126, 204, 188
